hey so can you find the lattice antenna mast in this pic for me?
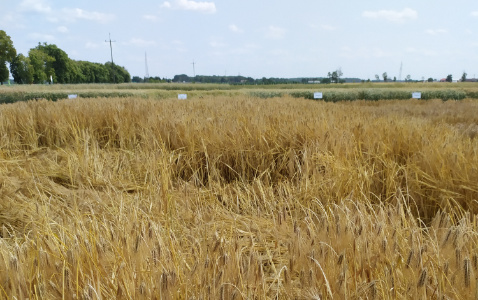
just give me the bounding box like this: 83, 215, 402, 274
399, 61, 403, 82
192, 60, 196, 77
105, 33, 116, 83
145, 52, 150, 81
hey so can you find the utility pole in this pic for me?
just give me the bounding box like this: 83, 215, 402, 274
105, 33, 116, 83
191, 60, 196, 78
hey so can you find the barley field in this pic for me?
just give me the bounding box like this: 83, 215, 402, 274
2, 81, 478, 103
0, 93, 478, 299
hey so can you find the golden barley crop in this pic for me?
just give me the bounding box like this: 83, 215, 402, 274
0, 94, 477, 299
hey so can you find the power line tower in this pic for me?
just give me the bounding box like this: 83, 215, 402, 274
191, 60, 196, 77
105, 33, 116, 83
399, 61, 403, 82
145, 52, 149, 82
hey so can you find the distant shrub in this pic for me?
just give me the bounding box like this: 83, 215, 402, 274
289, 89, 468, 102
419, 90, 466, 101
289, 91, 314, 99
0, 91, 136, 104
249, 91, 284, 99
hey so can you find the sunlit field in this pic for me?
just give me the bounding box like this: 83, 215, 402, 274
0, 86, 478, 298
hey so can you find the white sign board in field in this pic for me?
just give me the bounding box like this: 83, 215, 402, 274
68, 94, 78, 99
412, 92, 421, 99
178, 94, 187, 100
314, 92, 323, 99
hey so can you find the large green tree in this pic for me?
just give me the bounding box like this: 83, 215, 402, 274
10, 54, 33, 84
28, 48, 55, 83
75, 61, 110, 83
0, 30, 17, 84
0, 62, 9, 83
34, 43, 72, 83
91, 62, 110, 83
105, 62, 131, 83
10, 41, 131, 84
32, 43, 130, 84
327, 68, 343, 84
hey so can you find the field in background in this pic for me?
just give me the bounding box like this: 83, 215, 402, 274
0, 86, 478, 298
2, 81, 478, 102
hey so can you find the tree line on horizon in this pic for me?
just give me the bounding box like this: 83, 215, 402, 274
0, 30, 130, 85
132, 67, 370, 85
133, 71, 361, 85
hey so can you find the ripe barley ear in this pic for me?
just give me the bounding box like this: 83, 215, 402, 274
417, 268, 427, 288
370, 281, 377, 299
406, 250, 413, 268
456, 248, 462, 269
337, 253, 344, 265
442, 228, 452, 247
465, 258, 471, 288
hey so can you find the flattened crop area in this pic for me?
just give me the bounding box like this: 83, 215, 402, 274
0, 96, 477, 299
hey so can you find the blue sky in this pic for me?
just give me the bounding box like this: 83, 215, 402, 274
1, 0, 478, 80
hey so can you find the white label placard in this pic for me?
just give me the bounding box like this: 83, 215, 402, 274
412, 92, 421, 99
68, 94, 78, 99
178, 94, 187, 100
314, 92, 323, 99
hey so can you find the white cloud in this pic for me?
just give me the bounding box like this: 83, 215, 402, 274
425, 29, 448, 35
265, 26, 286, 39
125, 38, 157, 47
362, 8, 418, 23
309, 24, 337, 31
28, 33, 55, 42
230, 43, 260, 55
471, 11, 478, 17
0, 13, 25, 28
57, 26, 68, 33
85, 42, 99, 49
61, 8, 115, 23
177, 0, 216, 13
19, 0, 51, 13
229, 24, 243, 33
209, 40, 226, 48
161, 0, 216, 13
143, 15, 158, 21
161, 2, 172, 8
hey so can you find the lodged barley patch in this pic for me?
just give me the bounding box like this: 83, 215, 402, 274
0, 96, 477, 299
